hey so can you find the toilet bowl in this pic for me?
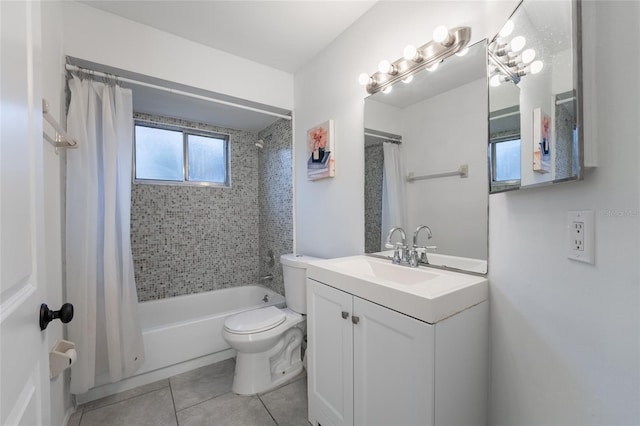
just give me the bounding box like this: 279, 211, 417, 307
222, 254, 320, 395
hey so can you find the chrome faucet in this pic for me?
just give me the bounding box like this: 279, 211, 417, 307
385, 227, 408, 265
412, 225, 434, 265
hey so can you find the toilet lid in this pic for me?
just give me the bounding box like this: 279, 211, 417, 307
224, 306, 286, 334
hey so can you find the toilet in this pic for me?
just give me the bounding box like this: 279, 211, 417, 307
222, 253, 319, 395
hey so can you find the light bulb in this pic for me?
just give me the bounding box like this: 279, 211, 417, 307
499, 20, 514, 38
522, 49, 536, 64
490, 74, 503, 87
402, 75, 414, 84
455, 47, 469, 57
530, 60, 544, 74
378, 60, 391, 74
433, 25, 451, 45
510, 36, 526, 52
382, 86, 393, 94
426, 62, 439, 72
403, 45, 418, 61
358, 73, 371, 86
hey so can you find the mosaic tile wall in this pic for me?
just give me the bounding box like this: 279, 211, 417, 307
364, 143, 384, 253
555, 101, 576, 180
131, 113, 263, 301
258, 119, 293, 296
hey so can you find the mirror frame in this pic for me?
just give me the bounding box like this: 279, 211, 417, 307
488, 0, 584, 193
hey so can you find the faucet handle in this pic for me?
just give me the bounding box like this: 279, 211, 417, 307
391, 242, 404, 264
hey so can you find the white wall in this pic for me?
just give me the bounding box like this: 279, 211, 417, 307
402, 78, 487, 260
62, 2, 293, 110
41, 1, 75, 425
294, 0, 516, 258
489, 2, 640, 424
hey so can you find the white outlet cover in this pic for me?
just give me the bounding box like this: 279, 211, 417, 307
568, 210, 595, 264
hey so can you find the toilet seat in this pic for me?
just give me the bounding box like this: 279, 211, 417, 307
224, 306, 286, 334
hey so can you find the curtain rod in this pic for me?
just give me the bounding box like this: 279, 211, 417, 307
65, 64, 292, 121
364, 132, 402, 144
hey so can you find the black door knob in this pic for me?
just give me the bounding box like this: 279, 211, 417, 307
40, 302, 74, 330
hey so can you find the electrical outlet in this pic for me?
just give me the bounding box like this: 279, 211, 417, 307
572, 221, 584, 251
568, 210, 594, 264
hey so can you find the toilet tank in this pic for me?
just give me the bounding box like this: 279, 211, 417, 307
280, 254, 321, 314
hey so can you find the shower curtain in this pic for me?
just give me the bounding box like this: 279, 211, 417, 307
66, 75, 145, 394
381, 142, 408, 249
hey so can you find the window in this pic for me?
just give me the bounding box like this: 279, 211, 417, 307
134, 122, 230, 186
492, 138, 521, 182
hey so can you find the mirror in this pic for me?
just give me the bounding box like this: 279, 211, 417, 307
488, 0, 582, 192
364, 41, 488, 274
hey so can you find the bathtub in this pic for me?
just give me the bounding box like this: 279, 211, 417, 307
137, 285, 285, 375
78, 285, 285, 404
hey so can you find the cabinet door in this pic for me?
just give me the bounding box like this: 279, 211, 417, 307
307, 279, 354, 426
353, 297, 435, 426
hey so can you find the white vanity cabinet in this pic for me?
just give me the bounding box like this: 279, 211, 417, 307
307, 277, 489, 426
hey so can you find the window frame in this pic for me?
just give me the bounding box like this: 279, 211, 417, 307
133, 120, 231, 188
489, 135, 521, 192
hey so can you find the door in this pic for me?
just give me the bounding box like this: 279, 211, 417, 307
1, 1, 51, 425
353, 297, 435, 426
307, 279, 353, 426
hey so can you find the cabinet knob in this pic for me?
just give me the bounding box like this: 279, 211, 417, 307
352, 316, 360, 325
341, 311, 349, 319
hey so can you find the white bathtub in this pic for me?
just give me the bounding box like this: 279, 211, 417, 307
137, 285, 285, 375
78, 285, 285, 404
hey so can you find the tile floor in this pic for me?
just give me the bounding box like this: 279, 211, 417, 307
68, 359, 311, 426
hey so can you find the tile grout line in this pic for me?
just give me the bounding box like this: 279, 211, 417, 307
168, 380, 180, 425
79, 384, 171, 415
173, 389, 235, 414
257, 394, 279, 426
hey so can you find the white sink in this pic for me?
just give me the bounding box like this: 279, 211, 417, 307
328, 256, 440, 285
307, 255, 488, 324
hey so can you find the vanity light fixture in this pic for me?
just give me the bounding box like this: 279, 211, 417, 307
358, 25, 471, 94
378, 59, 398, 75
358, 73, 374, 86
433, 25, 454, 46
403, 45, 423, 62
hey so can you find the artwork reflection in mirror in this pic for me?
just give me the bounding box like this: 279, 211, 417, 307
488, 0, 581, 193
364, 41, 488, 274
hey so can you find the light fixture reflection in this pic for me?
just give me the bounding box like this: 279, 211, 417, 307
499, 20, 514, 38
522, 49, 536, 64
382, 86, 393, 94
426, 62, 439, 72
402, 75, 414, 84
510, 36, 526, 52
455, 47, 469, 57
490, 74, 503, 87
530, 60, 544, 74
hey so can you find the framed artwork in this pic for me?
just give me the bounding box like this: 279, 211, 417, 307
533, 107, 551, 174
307, 120, 335, 181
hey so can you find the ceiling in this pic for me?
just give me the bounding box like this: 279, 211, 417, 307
79, 1, 377, 73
